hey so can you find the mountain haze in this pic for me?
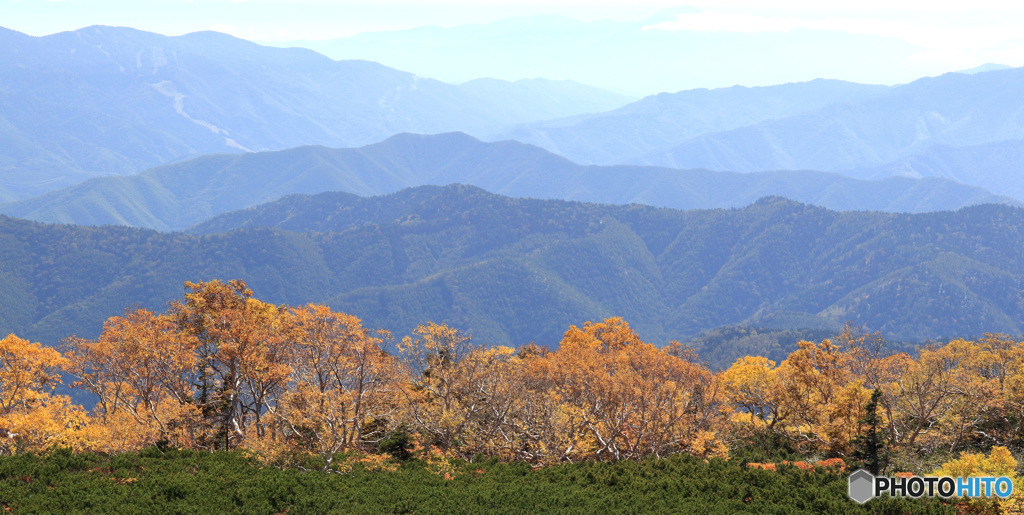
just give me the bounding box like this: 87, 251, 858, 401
853, 139, 1024, 202
455, 78, 635, 122
635, 67, 1024, 176
277, 14, 937, 95
493, 79, 889, 166
6, 18, 1024, 373
0, 133, 1015, 231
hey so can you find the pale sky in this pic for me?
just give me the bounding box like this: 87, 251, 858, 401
4, 0, 1024, 45
6, 0, 685, 39
4, 0, 1024, 90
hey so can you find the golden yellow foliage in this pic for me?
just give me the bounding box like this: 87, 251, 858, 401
0, 334, 93, 454
932, 446, 1022, 513
273, 304, 401, 468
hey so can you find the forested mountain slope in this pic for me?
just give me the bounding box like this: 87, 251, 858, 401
2, 185, 1022, 368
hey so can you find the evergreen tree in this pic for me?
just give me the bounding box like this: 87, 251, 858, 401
850, 388, 887, 475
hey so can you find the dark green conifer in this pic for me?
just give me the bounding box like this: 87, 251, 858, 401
850, 388, 887, 475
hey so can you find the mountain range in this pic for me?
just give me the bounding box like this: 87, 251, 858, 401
486, 65, 1024, 205
852, 139, 1024, 202
3, 185, 1024, 369
491, 79, 890, 166
0, 25, 630, 200
0, 133, 1015, 231
7, 24, 1024, 214
632, 67, 1024, 174
5, 22, 1024, 368
493, 66, 1024, 193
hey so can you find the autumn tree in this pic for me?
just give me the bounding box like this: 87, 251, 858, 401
397, 322, 481, 454
934, 338, 1006, 451
931, 446, 1022, 513
722, 356, 791, 432
0, 334, 88, 454
723, 337, 873, 456
960, 334, 1024, 448
168, 280, 289, 450
885, 343, 966, 451
537, 318, 726, 462
780, 339, 870, 455
491, 344, 572, 464
263, 304, 400, 468
451, 345, 543, 461
833, 323, 893, 389
63, 308, 199, 452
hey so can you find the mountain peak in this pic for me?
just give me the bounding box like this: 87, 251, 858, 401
378, 132, 483, 146
750, 196, 805, 208
956, 63, 1013, 75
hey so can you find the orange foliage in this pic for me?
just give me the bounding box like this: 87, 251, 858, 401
749, 459, 845, 472
534, 318, 727, 462
14, 280, 1024, 473
63, 308, 199, 452
817, 457, 847, 471
270, 304, 400, 469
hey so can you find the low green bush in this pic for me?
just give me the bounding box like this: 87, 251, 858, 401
0, 448, 956, 514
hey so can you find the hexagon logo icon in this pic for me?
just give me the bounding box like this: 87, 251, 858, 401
849, 469, 875, 504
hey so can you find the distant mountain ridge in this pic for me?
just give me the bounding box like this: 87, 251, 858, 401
0, 25, 630, 200
481, 65, 1024, 206
8, 23, 1024, 215
852, 139, 1024, 202
8, 23, 1024, 234
956, 63, 1012, 74
491, 79, 890, 166
3, 185, 1024, 369
633, 67, 1024, 174
277, 14, 940, 95
0, 133, 1015, 231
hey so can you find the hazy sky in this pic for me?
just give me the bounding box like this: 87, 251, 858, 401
9, 0, 686, 38
4, 0, 1023, 47
4, 0, 1024, 91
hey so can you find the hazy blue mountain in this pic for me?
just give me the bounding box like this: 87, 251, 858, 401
275, 14, 938, 96
490, 79, 890, 165
0, 133, 1014, 231
4, 185, 1023, 370
456, 78, 635, 122
957, 63, 1012, 74
0, 25, 631, 200
852, 139, 1024, 202
634, 67, 1024, 178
